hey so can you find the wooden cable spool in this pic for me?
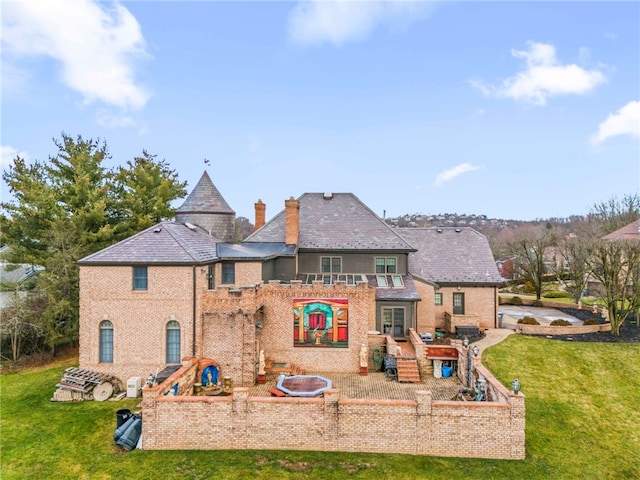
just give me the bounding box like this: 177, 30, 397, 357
92, 382, 113, 402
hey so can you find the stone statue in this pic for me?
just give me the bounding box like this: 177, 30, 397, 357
258, 350, 265, 375
359, 344, 368, 368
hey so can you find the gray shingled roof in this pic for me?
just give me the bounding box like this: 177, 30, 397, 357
397, 227, 503, 285
245, 193, 415, 251
78, 221, 221, 265
176, 170, 235, 215
367, 274, 421, 301
603, 219, 640, 241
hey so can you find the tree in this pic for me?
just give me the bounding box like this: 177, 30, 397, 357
1, 134, 187, 354
235, 216, 254, 242
585, 239, 640, 335
0, 291, 47, 363
555, 235, 592, 303
588, 193, 640, 236
507, 225, 558, 299
111, 150, 187, 239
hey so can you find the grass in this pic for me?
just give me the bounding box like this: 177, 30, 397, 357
1, 338, 639, 480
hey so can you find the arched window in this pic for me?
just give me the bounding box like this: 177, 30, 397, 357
166, 320, 181, 364
99, 320, 113, 363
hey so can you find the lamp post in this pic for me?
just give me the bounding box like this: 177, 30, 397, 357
468, 345, 479, 389
512, 378, 521, 394
464, 339, 471, 387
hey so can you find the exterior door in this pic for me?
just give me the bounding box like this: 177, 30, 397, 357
453, 292, 465, 315
383, 307, 405, 338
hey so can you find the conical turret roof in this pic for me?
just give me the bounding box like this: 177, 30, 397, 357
176, 170, 235, 215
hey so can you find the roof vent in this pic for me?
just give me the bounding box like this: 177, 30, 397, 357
455, 228, 461, 233
323, 193, 333, 199
436, 228, 443, 233
185, 222, 197, 231
153, 227, 162, 233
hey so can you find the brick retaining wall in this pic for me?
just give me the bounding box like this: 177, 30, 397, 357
141, 361, 526, 459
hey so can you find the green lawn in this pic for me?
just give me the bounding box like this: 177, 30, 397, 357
1, 337, 639, 480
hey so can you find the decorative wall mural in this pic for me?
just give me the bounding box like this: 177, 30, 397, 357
293, 298, 348, 347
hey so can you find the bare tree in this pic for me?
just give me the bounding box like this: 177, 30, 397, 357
507, 225, 558, 299
555, 235, 592, 303
0, 293, 45, 363
588, 194, 640, 236
585, 239, 640, 335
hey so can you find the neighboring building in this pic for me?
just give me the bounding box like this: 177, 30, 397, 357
78, 171, 502, 385
602, 219, 640, 241
496, 255, 519, 280
0, 246, 43, 309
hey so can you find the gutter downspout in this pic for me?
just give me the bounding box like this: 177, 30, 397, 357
192, 266, 197, 357
494, 286, 498, 329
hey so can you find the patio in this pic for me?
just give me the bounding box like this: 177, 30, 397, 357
249, 371, 463, 401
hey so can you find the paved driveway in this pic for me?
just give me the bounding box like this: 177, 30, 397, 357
498, 305, 583, 330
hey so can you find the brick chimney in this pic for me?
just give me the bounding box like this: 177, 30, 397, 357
254, 199, 266, 231
285, 196, 300, 246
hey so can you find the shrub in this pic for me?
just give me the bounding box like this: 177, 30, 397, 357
583, 318, 601, 326
517, 316, 540, 325
550, 319, 572, 326
543, 290, 572, 299
532, 300, 544, 307
523, 281, 536, 294
510, 296, 523, 306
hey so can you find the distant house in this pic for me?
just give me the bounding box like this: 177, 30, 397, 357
496, 256, 519, 280
602, 219, 640, 241
0, 246, 43, 309
78, 171, 503, 385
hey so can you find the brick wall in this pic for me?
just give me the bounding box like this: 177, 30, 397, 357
141, 371, 526, 459
517, 323, 611, 335
198, 280, 377, 385
414, 282, 498, 333
255, 281, 377, 374
79, 265, 196, 383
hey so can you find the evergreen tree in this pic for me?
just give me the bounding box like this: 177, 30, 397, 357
0, 134, 186, 356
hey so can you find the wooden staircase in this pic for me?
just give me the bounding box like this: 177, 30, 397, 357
396, 358, 421, 383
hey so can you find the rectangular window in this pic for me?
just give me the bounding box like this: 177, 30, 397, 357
321, 256, 341, 273
207, 264, 214, 290
221, 262, 235, 284
434, 293, 443, 305
375, 257, 397, 274
377, 275, 388, 287
133, 266, 148, 290
391, 275, 404, 287
453, 292, 465, 315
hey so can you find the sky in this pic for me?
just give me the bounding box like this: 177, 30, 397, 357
1, 0, 639, 223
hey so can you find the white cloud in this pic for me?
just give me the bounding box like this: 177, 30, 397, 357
288, 0, 431, 47
1, 145, 29, 168
2, 0, 150, 110
434, 163, 480, 186
590, 101, 640, 145
472, 42, 606, 106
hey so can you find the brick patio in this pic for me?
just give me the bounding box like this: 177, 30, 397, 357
249, 371, 462, 401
